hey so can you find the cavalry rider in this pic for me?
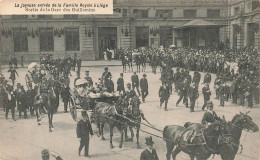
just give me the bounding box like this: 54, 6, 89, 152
201, 101, 219, 126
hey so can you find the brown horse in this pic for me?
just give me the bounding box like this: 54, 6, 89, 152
163, 118, 230, 160
124, 96, 144, 149
94, 101, 127, 149
218, 112, 259, 160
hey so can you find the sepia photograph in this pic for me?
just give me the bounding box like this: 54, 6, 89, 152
0, 0, 259, 159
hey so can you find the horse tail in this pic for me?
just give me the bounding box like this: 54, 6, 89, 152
184, 122, 192, 128
163, 125, 170, 139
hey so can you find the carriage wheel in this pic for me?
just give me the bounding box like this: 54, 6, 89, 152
69, 97, 77, 121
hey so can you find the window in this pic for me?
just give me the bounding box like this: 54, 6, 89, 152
234, 7, 240, 15
13, 28, 28, 52
38, 15, 52, 19
122, 9, 127, 17
133, 9, 148, 18
40, 28, 54, 51
155, 10, 173, 18
64, 14, 79, 19
12, 15, 28, 19
65, 28, 80, 51
184, 10, 197, 18
207, 9, 220, 18
252, 1, 260, 10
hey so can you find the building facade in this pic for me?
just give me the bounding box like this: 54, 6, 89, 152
228, 0, 260, 49
2, 0, 255, 61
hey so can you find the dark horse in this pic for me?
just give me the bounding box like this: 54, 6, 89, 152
124, 96, 145, 149
218, 112, 259, 160
163, 118, 230, 160
94, 100, 126, 149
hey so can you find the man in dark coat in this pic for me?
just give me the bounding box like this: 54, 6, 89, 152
159, 82, 171, 111
201, 101, 218, 125
106, 76, 114, 93
76, 111, 94, 157
16, 85, 27, 119
173, 67, 181, 92
61, 84, 70, 113
131, 72, 140, 96
203, 72, 211, 84
117, 73, 125, 94
140, 136, 159, 160
102, 67, 112, 88
202, 83, 211, 110
176, 79, 189, 108
188, 83, 198, 112
140, 74, 148, 103
77, 56, 82, 72
27, 84, 36, 115
192, 71, 201, 87
84, 71, 93, 87
5, 85, 16, 121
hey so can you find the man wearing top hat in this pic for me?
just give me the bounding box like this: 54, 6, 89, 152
76, 110, 94, 157
117, 73, 125, 94
131, 71, 140, 96
159, 82, 171, 111
140, 136, 159, 160
102, 67, 112, 88
140, 74, 148, 103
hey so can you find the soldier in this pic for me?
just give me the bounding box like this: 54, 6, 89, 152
131, 72, 140, 96
140, 74, 148, 103
53, 80, 61, 112
76, 110, 94, 157
106, 75, 114, 93
101, 67, 112, 88
159, 82, 171, 111
201, 101, 218, 125
125, 83, 136, 101
176, 79, 189, 108
117, 73, 125, 94
218, 80, 225, 107
27, 83, 36, 115
5, 85, 16, 121
214, 74, 222, 99
188, 83, 198, 112
202, 83, 211, 110
13, 56, 18, 69
84, 71, 93, 87
203, 72, 211, 84
140, 136, 159, 160
166, 68, 174, 94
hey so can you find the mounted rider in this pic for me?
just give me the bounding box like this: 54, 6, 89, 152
201, 101, 219, 126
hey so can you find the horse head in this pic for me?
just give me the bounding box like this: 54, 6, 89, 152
232, 112, 259, 132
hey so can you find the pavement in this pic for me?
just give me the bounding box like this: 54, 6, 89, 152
0, 64, 259, 160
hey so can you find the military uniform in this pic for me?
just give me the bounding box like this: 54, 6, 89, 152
5, 87, 16, 120
117, 75, 125, 94
140, 74, 148, 102
159, 83, 170, 110
188, 84, 198, 112
202, 84, 211, 110
131, 73, 140, 96
176, 79, 189, 108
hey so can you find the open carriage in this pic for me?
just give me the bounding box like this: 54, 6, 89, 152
68, 87, 120, 122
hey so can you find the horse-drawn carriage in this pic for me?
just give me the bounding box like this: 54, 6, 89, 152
68, 86, 120, 122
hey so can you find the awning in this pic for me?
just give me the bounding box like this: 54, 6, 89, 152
174, 19, 227, 29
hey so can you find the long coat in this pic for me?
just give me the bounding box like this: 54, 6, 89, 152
131, 75, 139, 87
76, 120, 94, 139
140, 78, 148, 91
140, 149, 159, 160
117, 78, 125, 92
159, 85, 170, 100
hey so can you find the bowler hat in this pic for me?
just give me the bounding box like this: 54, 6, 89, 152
207, 101, 213, 108
41, 149, 49, 157
145, 136, 154, 145
81, 110, 88, 117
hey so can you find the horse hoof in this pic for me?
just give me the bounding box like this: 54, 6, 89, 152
110, 144, 114, 149
137, 144, 141, 149
128, 138, 133, 142
101, 136, 105, 141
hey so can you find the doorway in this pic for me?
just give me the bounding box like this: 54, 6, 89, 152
98, 27, 117, 59
136, 27, 149, 48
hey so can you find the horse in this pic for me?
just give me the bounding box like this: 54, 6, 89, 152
218, 112, 259, 160
163, 118, 230, 160
34, 90, 56, 132
124, 96, 144, 149
94, 100, 127, 149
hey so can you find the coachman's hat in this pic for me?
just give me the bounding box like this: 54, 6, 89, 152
41, 149, 50, 157
145, 136, 154, 145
